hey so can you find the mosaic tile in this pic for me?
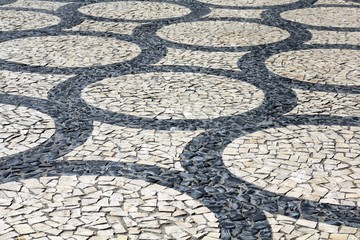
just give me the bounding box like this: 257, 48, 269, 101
266, 49, 360, 86
265, 211, 360, 240
57, 122, 203, 171
281, 7, 360, 28
0, 103, 55, 158
79, 1, 191, 21
0, 176, 220, 239
65, 20, 142, 35
287, 89, 360, 117
223, 125, 360, 206
197, 0, 297, 7
153, 48, 248, 70
204, 8, 264, 19
0, 10, 60, 31
82, 72, 264, 120
306, 30, 360, 45
0, 70, 74, 99
2, 0, 67, 10
157, 21, 290, 48
0, 36, 141, 68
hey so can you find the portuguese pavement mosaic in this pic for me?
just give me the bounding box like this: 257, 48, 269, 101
0, 0, 360, 239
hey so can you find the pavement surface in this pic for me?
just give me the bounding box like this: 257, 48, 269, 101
0, 0, 360, 239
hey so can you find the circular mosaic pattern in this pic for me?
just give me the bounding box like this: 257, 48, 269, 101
266, 49, 360, 86
281, 7, 360, 28
0, 10, 61, 32
157, 21, 290, 48
0, 104, 55, 158
78, 1, 191, 21
1, 1, 360, 239
197, 0, 297, 7
0, 36, 141, 68
81, 72, 264, 120
223, 125, 360, 206
0, 176, 220, 239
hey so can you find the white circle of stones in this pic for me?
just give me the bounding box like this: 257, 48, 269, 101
0, 176, 220, 239
223, 125, 360, 206
81, 72, 265, 120
281, 7, 360, 28
78, 1, 191, 20
0, 10, 61, 32
266, 49, 360, 86
0, 103, 55, 158
0, 36, 141, 68
197, 0, 297, 7
156, 21, 290, 48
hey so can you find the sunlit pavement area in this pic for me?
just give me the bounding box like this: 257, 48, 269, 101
0, 0, 360, 239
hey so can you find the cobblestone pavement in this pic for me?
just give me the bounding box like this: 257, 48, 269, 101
0, 0, 359, 239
